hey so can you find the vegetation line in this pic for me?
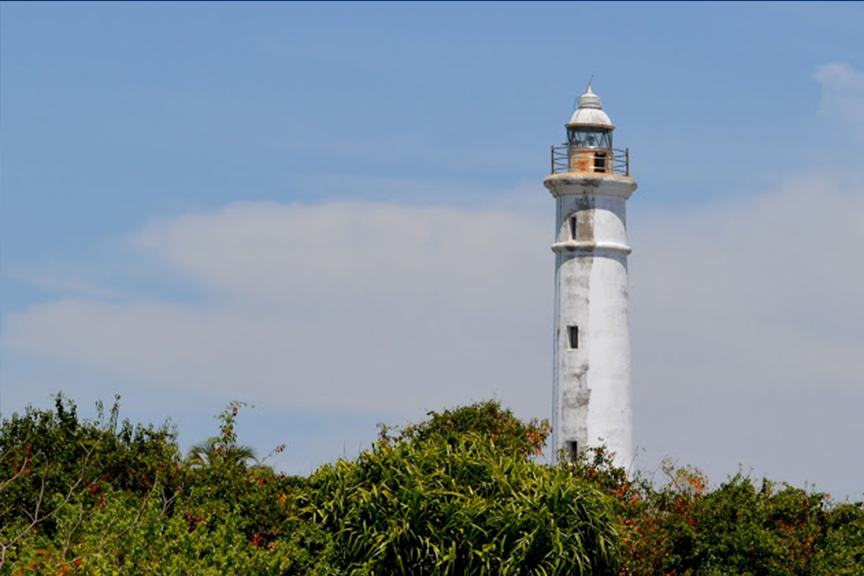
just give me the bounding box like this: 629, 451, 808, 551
1, 395, 861, 575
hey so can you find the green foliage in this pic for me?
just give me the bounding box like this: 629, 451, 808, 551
811, 501, 864, 575
0, 394, 181, 549
185, 437, 259, 469
387, 400, 552, 459
0, 394, 181, 492
9, 482, 334, 576
184, 402, 275, 474
308, 433, 618, 576
1, 398, 332, 575
571, 447, 864, 576
2, 396, 863, 576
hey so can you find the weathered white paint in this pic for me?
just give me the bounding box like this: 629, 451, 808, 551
545, 88, 637, 471
568, 84, 613, 128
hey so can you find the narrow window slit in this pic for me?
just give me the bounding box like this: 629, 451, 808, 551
568, 326, 579, 349
569, 217, 577, 240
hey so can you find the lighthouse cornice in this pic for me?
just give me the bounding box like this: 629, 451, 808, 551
551, 240, 632, 255
544, 173, 637, 200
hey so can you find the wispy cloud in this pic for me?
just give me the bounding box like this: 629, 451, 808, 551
5, 199, 553, 420
814, 62, 864, 132
11, 270, 135, 302
4, 169, 863, 494
629, 172, 864, 494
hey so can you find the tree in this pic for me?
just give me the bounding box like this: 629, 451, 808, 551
0, 394, 180, 570
570, 447, 864, 576
387, 399, 552, 459
5, 395, 863, 576
1, 397, 331, 575
185, 438, 260, 469
184, 401, 272, 474
307, 401, 618, 576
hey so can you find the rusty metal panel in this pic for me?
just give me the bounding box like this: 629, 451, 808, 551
550, 144, 630, 177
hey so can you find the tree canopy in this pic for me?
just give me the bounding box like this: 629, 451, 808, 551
1, 395, 862, 575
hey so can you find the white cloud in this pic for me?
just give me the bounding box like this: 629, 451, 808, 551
3, 100, 863, 493
814, 62, 864, 130
4, 200, 554, 420
633, 176, 864, 398
131, 201, 545, 310
6, 175, 862, 420
629, 174, 864, 494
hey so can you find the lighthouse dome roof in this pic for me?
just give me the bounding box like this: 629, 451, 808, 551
567, 84, 613, 128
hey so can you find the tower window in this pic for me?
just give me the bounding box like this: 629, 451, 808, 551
567, 441, 578, 461
568, 326, 579, 349
569, 217, 577, 240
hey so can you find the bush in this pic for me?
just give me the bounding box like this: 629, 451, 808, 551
3, 396, 862, 576
0, 397, 333, 575
388, 400, 551, 459
571, 447, 864, 576
308, 401, 617, 576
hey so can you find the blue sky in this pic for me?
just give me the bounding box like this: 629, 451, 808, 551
2, 2, 863, 496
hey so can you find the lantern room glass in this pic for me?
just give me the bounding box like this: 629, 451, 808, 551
567, 126, 612, 150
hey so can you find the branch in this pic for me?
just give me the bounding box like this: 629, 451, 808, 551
65, 476, 178, 568
0, 447, 94, 571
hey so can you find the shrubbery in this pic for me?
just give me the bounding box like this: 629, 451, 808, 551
570, 445, 864, 576
1, 396, 862, 575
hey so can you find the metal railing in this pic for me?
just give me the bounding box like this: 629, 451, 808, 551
551, 145, 630, 176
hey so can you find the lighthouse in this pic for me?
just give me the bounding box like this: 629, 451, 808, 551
545, 85, 637, 470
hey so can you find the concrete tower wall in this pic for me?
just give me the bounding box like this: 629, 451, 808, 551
546, 175, 637, 470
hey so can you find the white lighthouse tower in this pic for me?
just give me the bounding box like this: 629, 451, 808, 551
545, 85, 637, 469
